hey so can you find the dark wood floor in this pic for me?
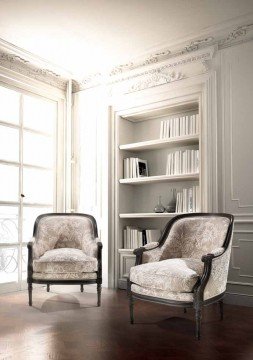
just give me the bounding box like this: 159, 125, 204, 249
0, 286, 252, 360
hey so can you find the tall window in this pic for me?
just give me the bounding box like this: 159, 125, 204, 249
0, 84, 58, 292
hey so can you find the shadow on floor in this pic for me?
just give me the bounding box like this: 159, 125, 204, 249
33, 294, 96, 313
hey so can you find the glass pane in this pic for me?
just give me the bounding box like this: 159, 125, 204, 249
0, 206, 18, 243
0, 125, 19, 162
21, 246, 27, 281
0, 164, 19, 202
23, 168, 54, 204
0, 86, 19, 124
23, 131, 54, 168
22, 206, 53, 243
23, 95, 56, 134
0, 247, 18, 284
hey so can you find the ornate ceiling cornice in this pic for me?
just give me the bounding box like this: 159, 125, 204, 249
0, 38, 72, 91
0, 20, 253, 94
76, 21, 253, 92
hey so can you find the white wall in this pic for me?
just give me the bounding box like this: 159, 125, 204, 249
73, 87, 110, 287
217, 41, 253, 305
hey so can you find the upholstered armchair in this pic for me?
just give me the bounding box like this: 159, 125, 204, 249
27, 213, 102, 306
128, 213, 234, 339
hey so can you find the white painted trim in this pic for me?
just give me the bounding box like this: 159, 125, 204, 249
0, 65, 65, 99
225, 292, 253, 307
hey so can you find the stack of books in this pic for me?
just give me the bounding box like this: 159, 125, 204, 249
166, 149, 199, 175
175, 186, 200, 213
160, 114, 199, 139
123, 157, 148, 178
123, 227, 161, 249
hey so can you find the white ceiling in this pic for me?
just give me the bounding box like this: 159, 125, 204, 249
0, 0, 253, 78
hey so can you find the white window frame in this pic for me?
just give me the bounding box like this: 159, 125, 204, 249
0, 70, 68, 293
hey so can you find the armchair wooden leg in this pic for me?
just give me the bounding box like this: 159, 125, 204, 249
127, 278, 134, 324
80, 284, 84, 293
47, 284, 50, 292
129, 293, 134, 324
195, 307, 202, 340
184, 308, 187, 313
97, 283, 101, 307
28, 283, 33, 306
219, 299, 224, 321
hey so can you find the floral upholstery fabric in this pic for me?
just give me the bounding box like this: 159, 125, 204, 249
142, 246, 163, 264
160, 216, 230, 261
33, 272, 97, 280
32, 215, 97, 259
131, 284, 193, 302
33, 248, 97, 274
130, 258, 204, 292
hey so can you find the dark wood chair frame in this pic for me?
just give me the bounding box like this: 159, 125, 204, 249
27, 213, 102, 307
127, 212, 234, 340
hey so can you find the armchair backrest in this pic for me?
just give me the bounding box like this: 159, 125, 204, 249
159, 213, 233, 260
32, 213, 98, 259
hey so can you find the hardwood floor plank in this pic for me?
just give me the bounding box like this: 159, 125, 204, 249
0, 287, 252, 360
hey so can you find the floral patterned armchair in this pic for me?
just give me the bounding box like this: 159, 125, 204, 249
128, 213, 234, 339
27, 213, 102, 306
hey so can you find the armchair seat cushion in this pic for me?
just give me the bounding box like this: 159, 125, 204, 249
130, 258, 204, 293
33, 248, 98, 274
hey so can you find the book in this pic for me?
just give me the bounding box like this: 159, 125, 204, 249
160, 113, 199, 139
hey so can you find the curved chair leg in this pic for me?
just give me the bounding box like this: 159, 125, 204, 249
47, 284, 50, 292
195, 307, 202, 340
97, 283, 101, 307
28, 283, 33, 306
219, 299, 224, 320
80, 284, 84, 293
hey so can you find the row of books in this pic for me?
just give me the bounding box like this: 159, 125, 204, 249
166, 149, 199, 175
176, 186, 200, 213
123, 157, 148, 179
160, 114, 199, 139
123, 226, 161, 249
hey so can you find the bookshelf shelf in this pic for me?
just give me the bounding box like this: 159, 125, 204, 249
119, 173, 199, 185
119, 212, 179, 218
119, 134, 199, 152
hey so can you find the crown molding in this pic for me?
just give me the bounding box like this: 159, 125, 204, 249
76, 20, 253, 93
0, 38, 71, 91
0, 17, 253, 94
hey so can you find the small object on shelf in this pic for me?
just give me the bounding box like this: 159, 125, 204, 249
137, 159, 148, 177
154, 195, 165, 213
166, 188, 177, 213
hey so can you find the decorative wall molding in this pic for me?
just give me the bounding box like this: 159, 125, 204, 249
0, 20, 253, 93
129, 70, 184, 92
77, 21, 253, 92
0, 49, 68, 90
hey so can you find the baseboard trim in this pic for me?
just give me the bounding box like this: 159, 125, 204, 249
224, 292, 253, 307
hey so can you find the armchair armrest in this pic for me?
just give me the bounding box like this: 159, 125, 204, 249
195, 245, 231, 302
27, 238, 35, 282
133, 242, 160, 265
96, 239, 103, 282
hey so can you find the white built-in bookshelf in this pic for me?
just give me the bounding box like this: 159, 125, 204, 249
114, 99, 202, 288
